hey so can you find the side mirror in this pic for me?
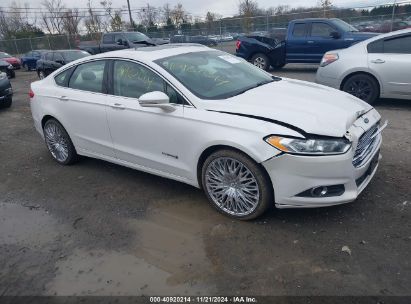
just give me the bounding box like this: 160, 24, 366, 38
330, 31, 341, 39
116, 38, 123, 45
139, 91, 175, 112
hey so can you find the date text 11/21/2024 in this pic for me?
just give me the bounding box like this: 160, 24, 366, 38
149, 296, 257, 303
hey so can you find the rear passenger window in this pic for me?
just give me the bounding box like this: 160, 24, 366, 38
292, 24, 307, 37
383, 35, 411, 54
367, 40, 383, 53
54, 67, 73, 87
69, 61, 106, 93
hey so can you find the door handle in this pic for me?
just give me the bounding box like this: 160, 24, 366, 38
307, 40, 315, 44
59, 96, 69, 102
111, 103, 125, 110
371, 59, 385, 64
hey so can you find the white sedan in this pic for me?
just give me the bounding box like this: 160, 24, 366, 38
30, 45, 385, 220
316, 29, 411, 104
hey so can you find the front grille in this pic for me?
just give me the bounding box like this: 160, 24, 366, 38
353, 123, 379, 168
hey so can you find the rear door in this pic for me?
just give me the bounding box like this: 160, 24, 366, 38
57, 60, 115, 157
368, 34, 411, 98
286, 22, 310, 62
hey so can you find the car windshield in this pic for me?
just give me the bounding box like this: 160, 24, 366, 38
62, 51, 90, 62
124, 32, 150, 43
0, 53, 12, 58
333, 19, 359, 32
155, 51, 276, 100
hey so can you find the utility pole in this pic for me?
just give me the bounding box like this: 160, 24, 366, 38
391, 0, 397, 32
126, 0, 134, 30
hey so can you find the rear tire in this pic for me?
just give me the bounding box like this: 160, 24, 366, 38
201, 149, 273, 220
251, 53, 270, 71
342, 74, 379, 105
43, 119, 78, 165
38, 70, 46, 79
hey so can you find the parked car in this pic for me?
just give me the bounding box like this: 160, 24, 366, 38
0, 72, 13, 108
377, 21, 410, 33
316, 29, 411, 104
170, 35, 218, 46
30, 45, 385, 220
236, 18, 379, 70
20, 50, 49, 71
36, 50, 90, 79
0, 52, 21, 69
0, 60, 15, 78
78, 32, 169, 55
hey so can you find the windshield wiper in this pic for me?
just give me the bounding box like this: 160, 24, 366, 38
231, 79, 275, 97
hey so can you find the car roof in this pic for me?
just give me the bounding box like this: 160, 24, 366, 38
92, 44, 213, 62
361, 28, 411, 43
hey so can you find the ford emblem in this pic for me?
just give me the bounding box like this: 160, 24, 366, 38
364, 118, 369, 124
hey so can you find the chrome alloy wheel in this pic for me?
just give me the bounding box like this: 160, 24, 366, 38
253, 57, 266, 69
205, 157, 260, 216
44, 121, 69, 162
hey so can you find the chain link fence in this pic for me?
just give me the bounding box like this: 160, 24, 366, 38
1, 8, 410, 56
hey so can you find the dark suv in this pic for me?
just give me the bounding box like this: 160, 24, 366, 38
36, 50, 90, 79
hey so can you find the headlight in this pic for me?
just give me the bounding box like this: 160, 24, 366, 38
320, 53, 339, 67
0, 72, 7, 80
265, 136, 351, 155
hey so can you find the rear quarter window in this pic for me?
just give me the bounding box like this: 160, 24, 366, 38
54, 67, 74, 87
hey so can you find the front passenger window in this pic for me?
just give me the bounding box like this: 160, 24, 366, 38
311, 23, 335, 37
69, 60, 106, 93
113, 60, 164, 99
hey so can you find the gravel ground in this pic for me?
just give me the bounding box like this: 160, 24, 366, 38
0, 67, 410, 297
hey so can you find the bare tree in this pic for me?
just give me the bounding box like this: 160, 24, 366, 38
318, 0, 333, 17
170, 3, 189, 26
138, 4, 159, 28
238, 0, 259, 32
161, 3, 172, 24
62, 8, 81, 35
84, 0, 103, 37
41, 0, 65, 34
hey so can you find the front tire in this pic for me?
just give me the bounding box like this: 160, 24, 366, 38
1, 96, 12, 108
342, 74, 379, 105
43, 119, 78, 165
251, 53, 270, 71
201, 149, 273, 220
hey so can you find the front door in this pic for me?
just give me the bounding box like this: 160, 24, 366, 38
105, 60, 190, 179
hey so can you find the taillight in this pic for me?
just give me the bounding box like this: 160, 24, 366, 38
29, 89, 34, 99
236, 40, 241, 50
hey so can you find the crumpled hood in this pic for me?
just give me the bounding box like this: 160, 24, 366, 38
204, 78, 373, 137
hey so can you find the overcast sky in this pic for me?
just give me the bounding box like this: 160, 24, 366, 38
4, 0, 394, 17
